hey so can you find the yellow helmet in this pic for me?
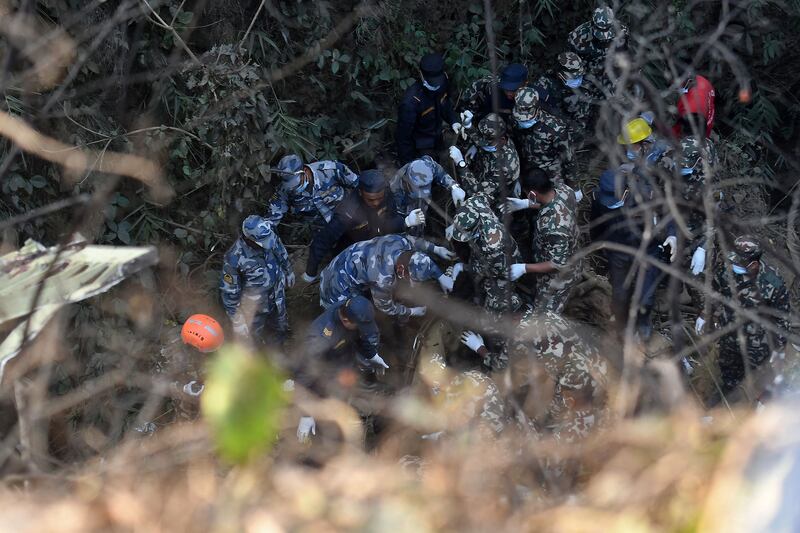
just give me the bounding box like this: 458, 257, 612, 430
617, 117, 653, 144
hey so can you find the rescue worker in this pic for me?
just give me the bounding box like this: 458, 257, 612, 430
220, 215, 292, 344
318, 234, 456, 318
148, 314, 225, 429
673, 74, 715, 138
459, 63, 529, 125
511, 87, 576, 188
396, 53, 460, 165
303, 169, 418, 282
267, 153, 359, 226
388, 155, 466, 234
508, 172, 581, 313
532, 52, 593, 140
294, 296, 388, 442
568, 5, 629, 96
696, 236, 790, 396
447, 113, 521, 215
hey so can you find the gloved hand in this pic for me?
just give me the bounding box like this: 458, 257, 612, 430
460, 330, 485, 353
770, 350, 786, 363
465, 145, 478, 161
662, 236, 678, 262
405, 208, 426, 228
369, 354, 390, 369
448, 146, 465, 166
296, 416, 316, 443
182, 380, 204, 396
695, 316, 705, 335
502, 197, 530, 214
433, 245, 457, 261
302, 272, 318, 283
451, 262, 465, 281
445, 224, 454, 241
285, 271, 296, 288
460, 110, 474, 129
232, 314, 249, 336
574, 189, 584, 203
508, 263, 527, 281
451, 185, 466, 206
680, 356, 695, 376
691, 247, 706, 275
512, 181, 522, 198
451, 122, 464, 137
438, 274, 454, 294
282, 379, 295, 392
408, 306, 427, 317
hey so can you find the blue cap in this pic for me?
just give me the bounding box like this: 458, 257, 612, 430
358, 169, 386, 193
499, 63, 528, 91
420, 53, 445, 86
597, 170, 623, 208
404, 159, 434, 199
342, 296, 379, 339
408, 252, 434, 282
242, 215, 277, 249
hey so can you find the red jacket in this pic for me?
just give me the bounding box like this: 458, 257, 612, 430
673, 75, 715, 138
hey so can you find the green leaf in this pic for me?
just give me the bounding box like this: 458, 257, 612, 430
331, 61, 340, 74
202, 346, 288, 463
29, 175, 47, 189
116, 228, 131, 244
174, 228, 188, 238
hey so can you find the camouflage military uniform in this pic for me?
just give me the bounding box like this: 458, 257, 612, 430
677, 135, 719, 246
220, 218, 290, 338
532, 183, 582, 313
152, 326, 205, 422
459, 74, 517, 126
267, 159, 359, 225
711, 237, 790, 393
318, 234, 441, 317
451, 193, 522, 314
511, 87, 575, 186
567, 6, 630, 97
457, 113, 521, 213
532, 52, 593, 140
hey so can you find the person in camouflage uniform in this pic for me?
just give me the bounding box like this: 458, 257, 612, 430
318, 234, 456, 317
511, 87, 576, 188
266, 153, 359, 226
533, 52, 593, 137
220, 215, 293, 343
458, 63, 529, 125
388, 155, 466, 235
567, 6, 630, 97
448, 193, 523, 314
699, 236, 790, 395
509, 172, 581, 313
447, 113, 521, 215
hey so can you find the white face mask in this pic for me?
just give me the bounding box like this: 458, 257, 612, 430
732, 264, 748, 275
626, 149, 639, 161
565, 76, 583, 88
481, 144, 498, 152
680, 167, 694, 176
607, 198, 625, 209
422, 79, 440, 91
679, 87, 690, 94
517, 118, 538, 129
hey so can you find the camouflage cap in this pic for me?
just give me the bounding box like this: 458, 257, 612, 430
404, 159, 434, 199
477, 113, 506, 144
730, 235, 762, 264
592, 6, 616, 41
450, 194, 491, 242
276, 154, 305, 190
408, 252, 434, 282
558, 51, 585, 75
242, 215, 277, 249
512, 87, 540, 122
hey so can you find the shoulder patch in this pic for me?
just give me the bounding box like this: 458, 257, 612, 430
223, 273, 234, 284
323, 327, 333, 337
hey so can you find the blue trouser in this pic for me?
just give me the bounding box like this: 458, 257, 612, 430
606, 247, 665, 335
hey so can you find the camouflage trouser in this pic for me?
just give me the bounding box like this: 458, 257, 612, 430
482, 277, 521, 314
718, 334, 771, 393
533, 272, 578, 314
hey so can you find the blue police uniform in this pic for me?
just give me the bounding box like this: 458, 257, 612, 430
388, 156, 457, 219
318, 234, 442, 317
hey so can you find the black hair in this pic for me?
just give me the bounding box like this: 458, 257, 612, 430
523, 168, 554, 194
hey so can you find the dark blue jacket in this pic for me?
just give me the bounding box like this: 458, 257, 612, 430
396, 80, 457, 164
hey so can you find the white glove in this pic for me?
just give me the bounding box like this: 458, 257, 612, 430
695, 316, 705, 335
451, 185, 466, 206
232, 314, 249, 336
408, 306, 427, 317
438, 274, 454, 294
451, 262, 465, 281
433, 245, 457, 261
574, 189, 584, 203
770, 350, 786, 363
502, 197, 530, 214
451, 122, 463, 136
369, 354, 390, 369
690, 247, 706, 275
445, 224, 454, 241
460, 110, 474, 128
296, 416, 316, 443
285, 271, 296, 288
302, 272, 318, 283
465, 145, 478, 161
182, 380, 204, 396
282, 379, 295, 392
448, 146, 465, 166
405, 208, 426, 228
509, 263, 527, 281
460, 330, 485, 353
680, 357, 694, 376
512, 181, 522, 198
662, 236, 678, 262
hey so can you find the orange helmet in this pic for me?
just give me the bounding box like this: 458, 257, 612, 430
181, 314, 224, 353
